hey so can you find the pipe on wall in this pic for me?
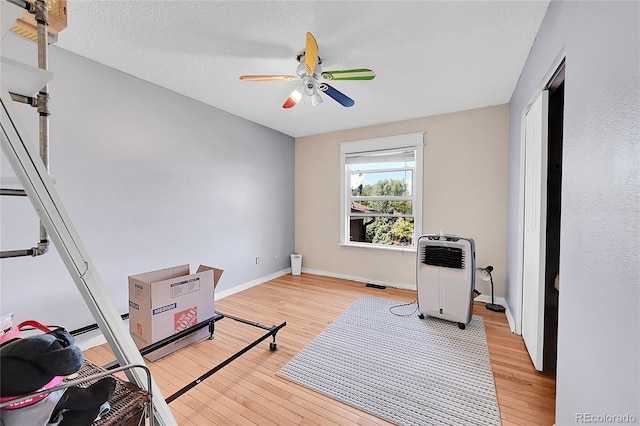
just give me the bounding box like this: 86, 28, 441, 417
0, 0, 50, 259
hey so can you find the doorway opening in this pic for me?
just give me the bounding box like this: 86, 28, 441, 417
543, 60, 564, 376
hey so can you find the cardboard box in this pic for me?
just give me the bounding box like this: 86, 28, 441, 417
128, 264, 223, 361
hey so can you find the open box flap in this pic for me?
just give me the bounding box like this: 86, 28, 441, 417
196, 265, 224, 288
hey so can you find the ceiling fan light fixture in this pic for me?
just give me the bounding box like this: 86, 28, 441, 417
240, 31, 373, 109
282, 87, 303, 109
311, 93, 323, 106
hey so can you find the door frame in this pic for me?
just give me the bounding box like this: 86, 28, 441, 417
515, 49, 566, 336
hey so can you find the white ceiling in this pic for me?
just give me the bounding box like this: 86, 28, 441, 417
56, 1, 549, 138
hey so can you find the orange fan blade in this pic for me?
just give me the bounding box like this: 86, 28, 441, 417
304, 32, 318, 76
240, 75, 296, 81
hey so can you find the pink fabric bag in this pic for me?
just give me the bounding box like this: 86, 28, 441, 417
0, 320, 65, 409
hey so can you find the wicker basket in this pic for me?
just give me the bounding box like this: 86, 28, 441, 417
65, 361, 151, 426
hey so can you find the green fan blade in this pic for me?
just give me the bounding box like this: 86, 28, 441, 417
322, 69, 376, 81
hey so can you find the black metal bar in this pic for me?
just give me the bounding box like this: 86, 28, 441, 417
165, 321, 286, 404
102, 314, 224, 370
70, 313, 129, 336
0, 188, 27, 196
6, 0, 29, 10
9, 93, 35, 105
215, 310, 272, 331
140, 314, 223, 356
99, 311, 286, 406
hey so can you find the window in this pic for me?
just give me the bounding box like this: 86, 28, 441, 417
340, 133, 424, 250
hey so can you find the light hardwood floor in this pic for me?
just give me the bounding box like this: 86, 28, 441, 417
85, 273, 556, 426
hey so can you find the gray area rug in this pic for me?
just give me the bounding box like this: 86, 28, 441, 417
277, 296, 501, 426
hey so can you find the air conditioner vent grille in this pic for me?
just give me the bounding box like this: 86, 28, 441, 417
421, 246, 465, 269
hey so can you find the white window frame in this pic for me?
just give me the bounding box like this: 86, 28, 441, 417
339, 132, 424, 251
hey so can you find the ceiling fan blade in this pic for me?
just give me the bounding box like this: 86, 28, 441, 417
283, 87, 303, 109
240, 75, 296, 81
318, 83, 355, 107
322, 69, 376, 81
304, 32, 319, 76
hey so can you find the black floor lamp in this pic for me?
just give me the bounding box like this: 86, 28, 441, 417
478, 265, 505, 313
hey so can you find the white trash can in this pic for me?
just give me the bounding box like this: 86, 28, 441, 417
290, 253, 302, 276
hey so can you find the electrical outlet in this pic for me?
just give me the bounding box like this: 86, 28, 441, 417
255, 257, 260, 265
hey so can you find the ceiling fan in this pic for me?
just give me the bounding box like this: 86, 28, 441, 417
240, 32, 375, 109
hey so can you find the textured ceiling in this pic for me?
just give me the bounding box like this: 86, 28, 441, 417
56, 1, 549, 138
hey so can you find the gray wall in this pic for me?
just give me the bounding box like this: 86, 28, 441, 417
1, 34, 295, 337
506, 0, 639, 422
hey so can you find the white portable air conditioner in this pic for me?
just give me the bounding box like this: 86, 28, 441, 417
417, 234, 476, 329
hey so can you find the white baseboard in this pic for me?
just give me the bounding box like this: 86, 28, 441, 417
474, 295, 518, 334
303, 269, 522, 333
215, 268, 291, 300
473, 294, 506, 306
504, 301, 518, 334
76, 268, 292, 351
301, 269, 518, 313
77, 267, 520, 350
301, 267, 416, 291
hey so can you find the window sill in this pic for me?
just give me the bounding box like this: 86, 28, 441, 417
339, 242, 417, 253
